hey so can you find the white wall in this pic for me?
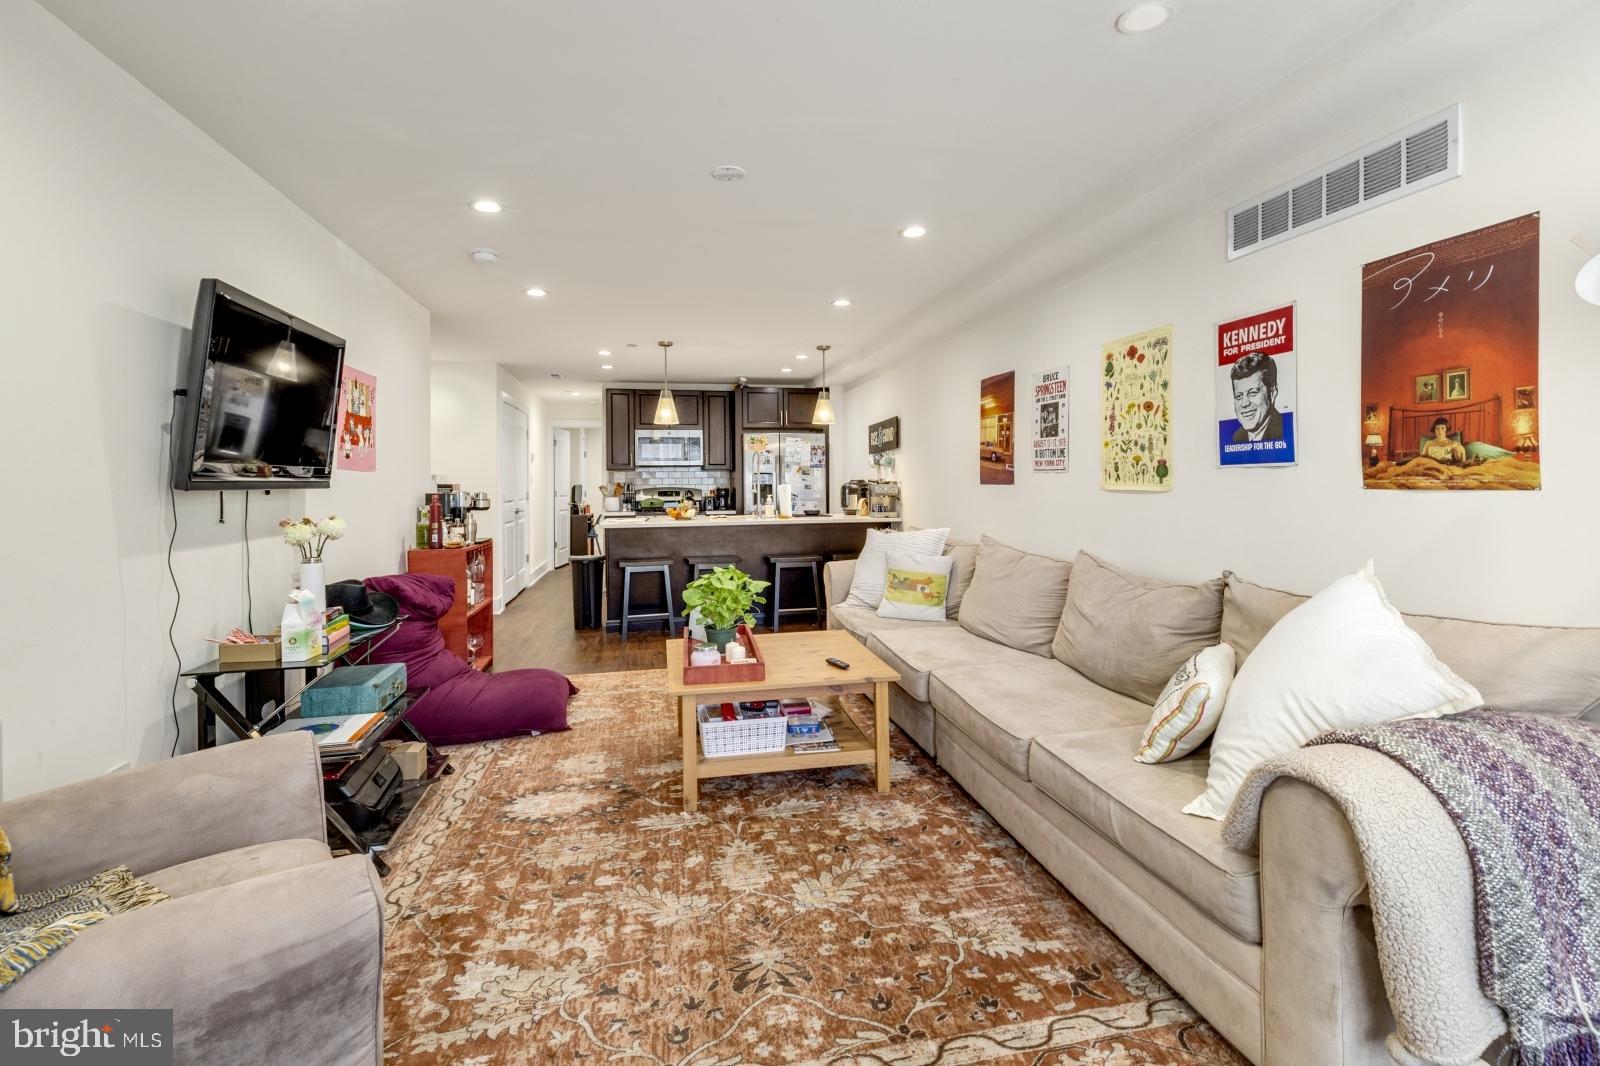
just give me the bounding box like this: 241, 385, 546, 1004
428, 364, 553, 608
0, 3, 433, 797
835, 18, 1600, 626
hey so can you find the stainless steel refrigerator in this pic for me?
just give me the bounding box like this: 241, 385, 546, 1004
742, 431, 827, 514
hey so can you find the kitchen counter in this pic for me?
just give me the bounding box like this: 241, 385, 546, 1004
596, 513, 899, 632
599, 513, 900, 528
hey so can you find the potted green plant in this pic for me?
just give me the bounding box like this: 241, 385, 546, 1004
681, 565, 769, 652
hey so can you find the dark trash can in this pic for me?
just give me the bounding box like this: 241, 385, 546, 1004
570, 554, 605, 630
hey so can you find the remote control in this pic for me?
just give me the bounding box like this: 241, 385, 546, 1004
825, 656, 850, 670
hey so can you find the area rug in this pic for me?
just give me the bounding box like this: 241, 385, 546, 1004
380, 669, 1243, 1065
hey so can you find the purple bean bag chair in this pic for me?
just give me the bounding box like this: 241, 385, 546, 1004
362, 572, 574, 745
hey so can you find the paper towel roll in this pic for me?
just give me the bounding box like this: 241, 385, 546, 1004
777, 484, 793, 517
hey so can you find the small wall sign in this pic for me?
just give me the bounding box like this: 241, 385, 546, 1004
868, 416, 901, 455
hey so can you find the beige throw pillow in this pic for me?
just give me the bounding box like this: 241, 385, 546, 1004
944, 541, 979, 620
1052, 552, 1224, 704
957, 535, 1073, 657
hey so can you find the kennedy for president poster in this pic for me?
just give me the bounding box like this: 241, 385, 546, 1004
1216, 303, 1296, 467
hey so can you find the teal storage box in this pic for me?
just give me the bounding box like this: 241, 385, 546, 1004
300, 663, 408, 718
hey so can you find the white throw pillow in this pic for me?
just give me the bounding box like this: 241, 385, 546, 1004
845, 527, 951, 608
1183, 562, 1483, 820
1135, 643, 1236, 764
877, 551, 955, 622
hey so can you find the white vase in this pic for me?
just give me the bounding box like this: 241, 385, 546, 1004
299, 559, 326, 614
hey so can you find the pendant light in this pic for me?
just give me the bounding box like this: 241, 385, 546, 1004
266, 320, 300, 382
812, 344, 836, 425
653, 340, 680, 425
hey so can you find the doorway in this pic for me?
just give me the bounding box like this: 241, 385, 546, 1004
552, 429, 572, 568
498, 395, 530, 607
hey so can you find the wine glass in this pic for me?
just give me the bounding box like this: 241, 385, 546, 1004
466, 632, 484, 667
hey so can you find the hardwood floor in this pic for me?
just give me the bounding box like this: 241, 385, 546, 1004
494, 563, 819, 676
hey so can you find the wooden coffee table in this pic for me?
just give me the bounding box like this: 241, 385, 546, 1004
665, 630, 901, 812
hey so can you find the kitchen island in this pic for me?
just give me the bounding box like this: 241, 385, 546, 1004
597, 513, 900, 632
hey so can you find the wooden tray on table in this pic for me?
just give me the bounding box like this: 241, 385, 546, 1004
681, 624, 766, 684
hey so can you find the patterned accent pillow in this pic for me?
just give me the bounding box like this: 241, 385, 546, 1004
1135, 643, 1237, 764
0, 826, 15, 914
877, 551, 955, 622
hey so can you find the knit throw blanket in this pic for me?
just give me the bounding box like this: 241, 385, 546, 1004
1309, 711, 1600, 1064
0, 866, 168, 991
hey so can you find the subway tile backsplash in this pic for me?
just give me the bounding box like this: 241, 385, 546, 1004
606, 469, 732, 492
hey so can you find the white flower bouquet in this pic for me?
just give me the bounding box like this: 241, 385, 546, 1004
280, 515, 347, 562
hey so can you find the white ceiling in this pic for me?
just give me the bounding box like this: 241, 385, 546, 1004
38, 0, 1587, 400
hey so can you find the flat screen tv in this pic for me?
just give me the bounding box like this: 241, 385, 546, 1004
173, 279, 346, 490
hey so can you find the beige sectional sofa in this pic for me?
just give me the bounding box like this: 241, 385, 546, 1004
824, 541, 1600, 1065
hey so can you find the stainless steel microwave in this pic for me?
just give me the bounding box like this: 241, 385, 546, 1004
635, 428, 705, 466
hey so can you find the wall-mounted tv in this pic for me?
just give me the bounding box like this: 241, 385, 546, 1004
173, 279, 346, 491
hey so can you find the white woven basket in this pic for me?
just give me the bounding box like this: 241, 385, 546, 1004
699, 713, 788, 757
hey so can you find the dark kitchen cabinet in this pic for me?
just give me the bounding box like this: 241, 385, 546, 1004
784, 388, 824, 428
604, 389, 636, 469
740, 387, 784, 428
632, 389, 700, 428
702, 390, 732, 469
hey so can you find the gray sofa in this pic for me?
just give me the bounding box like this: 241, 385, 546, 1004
825, 543, 1600, 1065
0, 733, 384, 1066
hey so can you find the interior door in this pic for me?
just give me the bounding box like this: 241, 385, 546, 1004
553, 430, 572, 567
499, 397, 530, 605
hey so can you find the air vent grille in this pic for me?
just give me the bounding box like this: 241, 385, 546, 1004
1226, 105, 1462, 260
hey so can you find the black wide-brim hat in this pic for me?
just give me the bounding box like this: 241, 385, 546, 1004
325, 579, 400, 627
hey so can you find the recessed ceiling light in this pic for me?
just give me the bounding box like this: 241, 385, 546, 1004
525, 287, 547, 298
795, 353, 808, 360
600, 364, 613, 370
711, 165, 747, 182
471, 199, 503, 213
832, 298, 852, 308
598, 349, 611, 356
899, 224, 928, 239
567, 390, 580, 396
781, 367, 793, 374
1115, 2, 1170, 34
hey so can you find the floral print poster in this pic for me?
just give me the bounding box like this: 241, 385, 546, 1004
1101, 326, 1172, 491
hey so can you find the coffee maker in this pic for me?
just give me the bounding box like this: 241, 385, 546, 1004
840, 479, 869, 513
867, 480, 901, 517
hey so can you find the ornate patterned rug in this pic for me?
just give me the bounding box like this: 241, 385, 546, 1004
381, 670, 1243, 1065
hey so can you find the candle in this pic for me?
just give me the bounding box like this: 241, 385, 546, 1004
690, 644, 721, 668
726, 642, 748, 663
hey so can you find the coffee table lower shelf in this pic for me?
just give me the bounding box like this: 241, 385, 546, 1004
693, 702, 877, 779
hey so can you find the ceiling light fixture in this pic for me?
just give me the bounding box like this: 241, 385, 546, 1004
525, 287, 547, 298
711, 165, 747, 182
795, 353, 808, 360
1115, 2, 1170, 34
470, 248, 498, 264
471, 199, 503, 213
567, 390, 580, 396
600, 364, 613, 370
899, 224, 928, 239
598, 349, 611, 356
813, 345, 836, 425
832, 298, 852, 308
653, 340, 679, 425
781, 368, 793, 374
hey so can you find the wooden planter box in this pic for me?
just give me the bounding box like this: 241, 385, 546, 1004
681, 624, 766, 685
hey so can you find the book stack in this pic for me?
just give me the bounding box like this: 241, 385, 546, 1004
321, 608, 350, 658
266, 711, 387, 758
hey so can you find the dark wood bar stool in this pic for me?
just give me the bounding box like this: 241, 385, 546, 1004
686, 555, 740, 581
767, 554, 823, 632
619, 558, 676, 640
